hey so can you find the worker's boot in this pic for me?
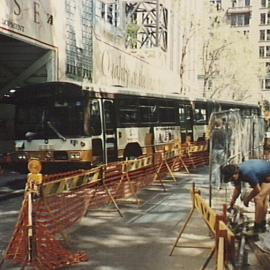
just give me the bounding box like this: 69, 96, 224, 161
253, 222, 267, 234
260, 220, 267, 233
244, 223, 263, 237
254, 223, 262, 233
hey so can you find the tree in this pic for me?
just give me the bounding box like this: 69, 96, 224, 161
199, 3, 233, 98
199, 1, 263, 102
201, 37, 230, 98
177, 0, 205, 95
214, 33, 261, 102
179, 20, 198, 94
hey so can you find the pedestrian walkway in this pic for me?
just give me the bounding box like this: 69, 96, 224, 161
67, 167, 232, 270
0, 166, 261, 269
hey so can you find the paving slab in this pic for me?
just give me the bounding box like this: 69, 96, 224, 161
67, 167, 224, 270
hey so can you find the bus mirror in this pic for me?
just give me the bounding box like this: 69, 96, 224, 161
25, 131, 36, 142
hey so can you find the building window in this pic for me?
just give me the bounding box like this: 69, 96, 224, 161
267, 13, 270, 24
101, 3, 105, 19
266, 46, 270, 57
107, 4, 113, 24
259, 30, 270, 41
232, 0, 250, 7
96, 0, 120, 27
260, 13, 270, 25
267, 30, 270, 40
231, 16, 237, 26
266, 62, 270, 73
260, 30, 266, 41
261, 13, 266, 24
261, 0, 270, 7
266, 79, 270, 89
260, 46, 265, 58
231, 14, 250, 26
244, 14, 250, 25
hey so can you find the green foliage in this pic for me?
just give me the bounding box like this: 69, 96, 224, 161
200, 1, 261, 102
127, 22, 140, 48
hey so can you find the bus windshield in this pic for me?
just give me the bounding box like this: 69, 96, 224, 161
15, 99, 85, 140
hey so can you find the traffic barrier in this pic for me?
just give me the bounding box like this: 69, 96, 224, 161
185, 142, 209, 168
125, 155, 152, 172
153, 151, 176, 191
217, 237, 225, 270
2, 140, 209, 269
42, 167, 101, 197
2, 166, 89, 269
193, 191, 220, 234
216, 220, 235, 266
80, 164, 124, 215
123, 155, 154, 198
170, 183, 235, 270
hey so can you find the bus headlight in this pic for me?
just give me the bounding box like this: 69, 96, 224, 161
17, 154, 27, 160
70, 152, 81, 159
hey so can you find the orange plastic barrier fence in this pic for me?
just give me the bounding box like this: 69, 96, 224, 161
4, 194, 88, 269
2, 141, 209, 269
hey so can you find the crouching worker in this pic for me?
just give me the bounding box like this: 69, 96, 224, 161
221, 159, 270, 234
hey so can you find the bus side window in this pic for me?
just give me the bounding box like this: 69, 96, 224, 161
159, 107, 177, 124
119, 99, 138, 124
241, 108, 251, 117
140, 105, 158, 123
194, 108, 206, 124
90, 100, 102, 136
179, 107, 185, 123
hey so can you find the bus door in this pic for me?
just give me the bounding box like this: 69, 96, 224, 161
179, 104, 193, 142
102, 99, 117, 163
89, 99, 104, 165
193, 102, 207, 142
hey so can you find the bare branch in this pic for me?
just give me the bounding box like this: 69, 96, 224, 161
179, 18, 200, 94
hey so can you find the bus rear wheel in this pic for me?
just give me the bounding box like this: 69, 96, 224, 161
123, 143, 142, 160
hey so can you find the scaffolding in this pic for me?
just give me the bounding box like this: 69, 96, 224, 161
125, 0, 168, 51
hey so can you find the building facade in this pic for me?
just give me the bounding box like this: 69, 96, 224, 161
220, 0, 270, 100
0, 1, 266, 102
0, 0, 184, 97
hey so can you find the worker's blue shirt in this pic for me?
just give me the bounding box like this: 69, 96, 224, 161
239, 159, 270, 187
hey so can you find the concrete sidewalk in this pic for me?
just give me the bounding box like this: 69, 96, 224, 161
67, 167, 233, 270
0, 166, 260, 270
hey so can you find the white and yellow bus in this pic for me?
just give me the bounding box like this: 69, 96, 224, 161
0, 82, 261, 172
